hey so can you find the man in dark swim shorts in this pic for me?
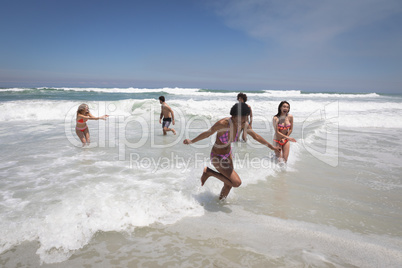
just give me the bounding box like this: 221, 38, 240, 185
159, 96, 176, 135
162, 117, 172, 129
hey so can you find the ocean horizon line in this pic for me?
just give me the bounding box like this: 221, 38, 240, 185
1, 86, 398, 96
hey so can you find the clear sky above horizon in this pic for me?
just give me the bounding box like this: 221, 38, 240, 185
1, 0, 402, 93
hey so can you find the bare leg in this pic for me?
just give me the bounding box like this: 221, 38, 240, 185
282, 141, 291, 162
201, 168, 235, 200
163, 127, 176, 135
209, 155, 242, 199
273, 140, 282, 160
76, 128, 87, 146
200, 166, 231, 186
84, 128, 90, 145
200, 166, 210, 186
206, 160, 241, 187
219, 184, 232, 200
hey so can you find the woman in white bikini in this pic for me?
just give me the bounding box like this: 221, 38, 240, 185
273, 101, 296, 163
76, 104, 109, 146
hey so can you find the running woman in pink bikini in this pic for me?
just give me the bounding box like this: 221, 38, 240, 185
76, 104, 109, 146
183, 103, 281, 200
273, 101, 296, 162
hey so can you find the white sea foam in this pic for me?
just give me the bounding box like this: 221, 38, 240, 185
1, 87, 401, 265
49, 87, 202, 95
262, 89, 381, 98
45, 87, 381, 99
0, 154, 205, 263
2, 96, 402, 130
0, 88, 30, 92
0, 87, 384, 98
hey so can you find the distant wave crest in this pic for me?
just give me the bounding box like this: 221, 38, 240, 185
0, 87, 382, 98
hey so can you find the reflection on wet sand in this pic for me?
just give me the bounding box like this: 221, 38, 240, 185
271, 177, 288, 219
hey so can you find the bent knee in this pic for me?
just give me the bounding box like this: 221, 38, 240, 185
233, 180, 242, 188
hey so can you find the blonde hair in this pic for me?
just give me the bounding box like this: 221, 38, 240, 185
77, 103, 89, 117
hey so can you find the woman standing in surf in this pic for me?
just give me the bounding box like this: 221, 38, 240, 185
76, 104, 109, 146
183, 102, 280, 200
273, 101, 296, 162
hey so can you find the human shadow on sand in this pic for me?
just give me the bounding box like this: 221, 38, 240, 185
193, 191, 232, 213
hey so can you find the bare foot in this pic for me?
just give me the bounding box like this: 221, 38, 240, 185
172, 129, 176, 135
219, 185, 232, 200
200, 167, 209, 186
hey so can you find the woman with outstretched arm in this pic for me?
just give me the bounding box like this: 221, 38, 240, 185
183, 102, 281, 200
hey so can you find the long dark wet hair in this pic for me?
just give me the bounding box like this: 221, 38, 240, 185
275, 101, 290, 118
230, 102, 250, 116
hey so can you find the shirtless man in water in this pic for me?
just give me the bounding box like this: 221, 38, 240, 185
159, 96, 176, 135
237, 92, 253, 141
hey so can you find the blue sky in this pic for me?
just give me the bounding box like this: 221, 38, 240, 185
1, 0, 402, 93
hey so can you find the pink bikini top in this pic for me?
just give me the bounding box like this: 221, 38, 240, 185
277, 123, 291, 130
219, 118, 239, 144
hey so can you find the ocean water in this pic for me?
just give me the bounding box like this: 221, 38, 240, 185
0, 87, 401, 267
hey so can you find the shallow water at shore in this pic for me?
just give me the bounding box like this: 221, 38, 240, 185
1, 88, 401, 267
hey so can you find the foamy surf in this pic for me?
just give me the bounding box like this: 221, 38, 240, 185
0, 87, 401, 266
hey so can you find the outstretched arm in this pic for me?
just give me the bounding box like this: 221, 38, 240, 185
183, 120, 224, 145
247, 128, 281, 153
80, 113, 109, 120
